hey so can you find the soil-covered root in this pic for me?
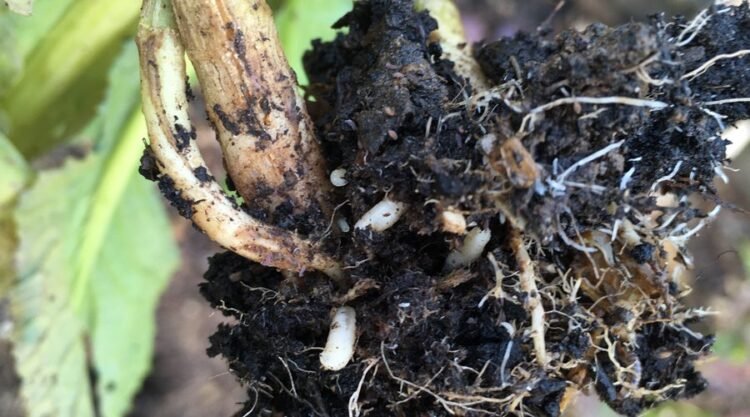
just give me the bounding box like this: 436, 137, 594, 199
193, 0, 749, 416
170, 0, 334, 231
136, 0, 342, 277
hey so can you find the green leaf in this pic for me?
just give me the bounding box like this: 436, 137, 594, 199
742, 241, 750, 282
275, 0, 352, 86
10, 42, 179, 417
0, 132, 29, 206
0, 132, 29, 296
0, 15, 22, 99
5, 0, 76, 60
0, 0, 75, 100
90, 175, 176, 417
1, 0, 140, 158
2, 0, 33, 15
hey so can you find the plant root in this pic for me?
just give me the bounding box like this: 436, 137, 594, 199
170, 0, 334, 229
143, 0, 750, 416
136, 0, 341, 278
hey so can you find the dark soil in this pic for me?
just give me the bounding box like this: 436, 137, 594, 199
190, 1, 750, 416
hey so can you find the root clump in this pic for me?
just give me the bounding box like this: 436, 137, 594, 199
185, 1, 749, 416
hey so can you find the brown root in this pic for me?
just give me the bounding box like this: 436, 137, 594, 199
136, 0, 341, 278
170, 0, 333, 225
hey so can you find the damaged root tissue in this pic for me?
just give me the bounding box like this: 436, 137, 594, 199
145, 0, 750, 416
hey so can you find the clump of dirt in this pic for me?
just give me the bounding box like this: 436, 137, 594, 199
195, 1, 749, 416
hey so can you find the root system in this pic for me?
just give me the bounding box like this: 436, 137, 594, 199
139, 0, 750, 416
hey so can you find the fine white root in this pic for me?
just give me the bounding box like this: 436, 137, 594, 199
348, 359, 380, 417
701, 107, 728, 131
137, 0, 342, 278
555, 140, 625, 184
354, 198, 407, 232
556, 212, 598, 253
445, 227, 492, 270
510, 230, 547, 366
675, 8, 711, 47
702, 97, 750, 106
440, 210, 467, 234
714, 165, 730, 184
478, 252, 505, 308
682, 49, 750, 80
668, 205, 722, 247
520, 96, 668, 133
650, 160, 683, 192
320, 306, 357, 371
620, 166, 637, 191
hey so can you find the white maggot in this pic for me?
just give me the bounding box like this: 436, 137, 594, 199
330, 168, 348, 187
445, 227, 492, 269
354, 199, 406, 232
320, 306, 357, 371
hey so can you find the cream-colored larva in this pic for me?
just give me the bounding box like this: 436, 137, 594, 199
330, 168, 349, 187
320, 306, 357, 371
354, 199, 406, 232
445, 227, 492, 270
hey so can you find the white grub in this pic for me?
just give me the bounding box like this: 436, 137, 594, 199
440, 210, 467, 234
320, 307, 357, 371
330, 168, 349, 187
337, 217, 351, 233
445, 228, 492, 270
354, 199, 406, 232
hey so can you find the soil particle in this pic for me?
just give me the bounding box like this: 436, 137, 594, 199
193, 166, 213, 183
212, 104, 241, 136
174, 123, 197, 151
157, 176, 195, 219
139, 147, 197, 220
185, 78, 195, 102
630, 243, 655, 264
138, 148, 160, 181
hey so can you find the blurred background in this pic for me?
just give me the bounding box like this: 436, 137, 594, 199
0, 1, 747, 417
